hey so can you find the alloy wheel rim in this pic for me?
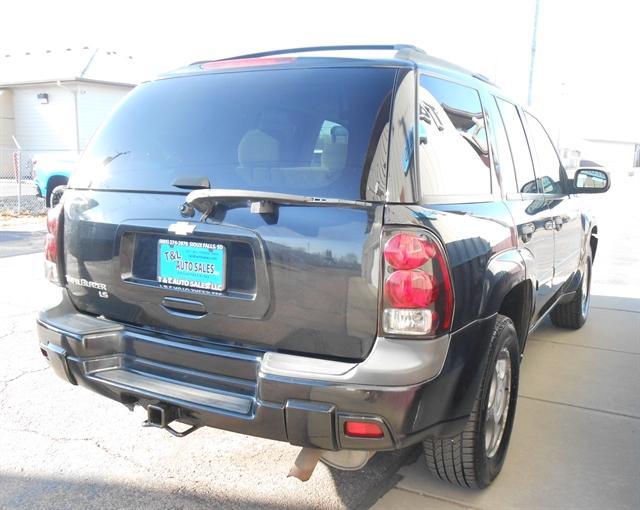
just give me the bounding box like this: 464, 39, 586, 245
485, 347, 512, 458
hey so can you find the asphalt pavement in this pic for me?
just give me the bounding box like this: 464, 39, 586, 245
0, 175, 639, 509
0, 230, 46, 258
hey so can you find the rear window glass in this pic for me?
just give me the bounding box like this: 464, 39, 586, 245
71, 68, 396, 200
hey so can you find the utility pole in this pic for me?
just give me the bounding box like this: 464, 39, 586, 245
527, 0, 540, 106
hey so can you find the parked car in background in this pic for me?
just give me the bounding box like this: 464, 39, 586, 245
36, 45, 610, 489
33, 154, 78, 207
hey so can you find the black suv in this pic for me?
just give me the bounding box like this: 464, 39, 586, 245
37, 45, 610, 488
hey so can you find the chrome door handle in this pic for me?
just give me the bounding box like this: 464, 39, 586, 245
519, 222, 535, 243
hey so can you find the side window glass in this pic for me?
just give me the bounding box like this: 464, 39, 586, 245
418, 75, 491, 196
485, 95, 518, 194
524, 113, 563, 194
495, 98, 538, 193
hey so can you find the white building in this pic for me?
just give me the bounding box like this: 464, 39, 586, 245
0, 47, 147, 175
579, 138, 640, 172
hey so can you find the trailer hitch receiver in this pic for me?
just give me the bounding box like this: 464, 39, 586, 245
142, 403, 200, 437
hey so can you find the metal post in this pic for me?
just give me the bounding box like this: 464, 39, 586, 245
11, 137, 23, 215
527, 0, 541, 106
17, 156, 21, 214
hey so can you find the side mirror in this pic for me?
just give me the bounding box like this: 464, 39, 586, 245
573, 168, 610, 194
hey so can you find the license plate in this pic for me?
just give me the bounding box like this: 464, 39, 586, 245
157, 239, 226, 291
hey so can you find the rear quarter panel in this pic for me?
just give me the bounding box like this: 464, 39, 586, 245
384, 201, 525, 331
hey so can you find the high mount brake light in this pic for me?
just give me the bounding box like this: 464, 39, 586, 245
382, 230, 453, 336
44, 205, 62, 285
200, 57, 296, 70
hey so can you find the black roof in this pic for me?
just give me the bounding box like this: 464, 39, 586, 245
173, 45, 494, 87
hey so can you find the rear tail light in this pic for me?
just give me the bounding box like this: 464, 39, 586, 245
344, 420, 384, 439
44, 205, 63, 285
382, 230, 453, 336
383, 232, 437, 269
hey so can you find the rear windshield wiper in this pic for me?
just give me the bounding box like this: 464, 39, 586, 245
184, 189, 367, 216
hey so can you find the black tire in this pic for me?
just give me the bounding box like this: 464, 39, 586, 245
550, 253, 592, 330
49, 185, 67, 208
423, 315, 520, 488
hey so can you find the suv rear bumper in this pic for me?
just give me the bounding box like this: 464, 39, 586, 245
37, 293, 496, 451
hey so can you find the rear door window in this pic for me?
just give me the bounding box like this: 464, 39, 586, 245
485, 95, 518, 195
495, 98, 538, 194
418, 75, 492, 197
71, 67, 396, 201
524, 112, 564, 194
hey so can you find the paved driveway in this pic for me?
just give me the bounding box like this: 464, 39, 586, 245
373, 298, 640, 510
373, 174, 640, 509
0, 175, 638, 509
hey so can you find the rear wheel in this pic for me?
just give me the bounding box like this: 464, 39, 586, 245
45, 176, 68, 207
550, 253, 591, 329
49, 185, 67, 208
423, 315, 520, 488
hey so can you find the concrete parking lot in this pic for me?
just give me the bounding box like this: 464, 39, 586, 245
1, 175, 639, 509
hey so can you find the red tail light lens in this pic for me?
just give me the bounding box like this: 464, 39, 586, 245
200, 57, 296, 70
384, 270, 436, 308
382, 230, 453, 336
44, 233, 57, 262
384, 233, 436, 269
45, 207, 59, 263
344, 421, 384, 438
44, 205, 62, 284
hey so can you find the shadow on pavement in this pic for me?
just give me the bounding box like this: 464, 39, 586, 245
0, 472, 299, 510
328, 446, 420, 509
0, 448, 420, 510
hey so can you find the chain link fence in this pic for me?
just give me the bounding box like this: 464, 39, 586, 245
0, 149, 77, 215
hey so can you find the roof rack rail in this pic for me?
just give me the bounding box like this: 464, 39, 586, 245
472, 72, 494, 85
191, 44, 426, 65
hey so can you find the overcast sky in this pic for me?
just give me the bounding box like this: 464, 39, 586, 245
2, 0, 638, 144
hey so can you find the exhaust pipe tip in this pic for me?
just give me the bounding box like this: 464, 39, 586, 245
288, 448, 377, 481
320, 450, 375, 471
287, 448, 323, 482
